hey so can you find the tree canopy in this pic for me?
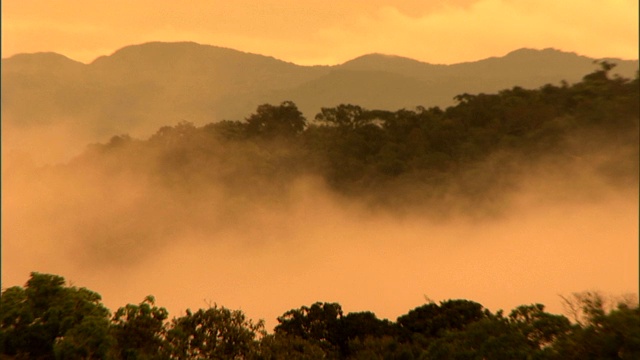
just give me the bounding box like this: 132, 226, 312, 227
68, 63, 639, 215
1, 272, 638, 359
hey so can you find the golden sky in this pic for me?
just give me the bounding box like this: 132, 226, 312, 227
2, 0, 638, 65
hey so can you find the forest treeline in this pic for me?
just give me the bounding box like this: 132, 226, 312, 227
1, 272, 639, 359
57, 61, 639, 215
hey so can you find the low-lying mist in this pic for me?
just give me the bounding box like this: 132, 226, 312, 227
3, 70, 639, 330
3, 129, 637, 331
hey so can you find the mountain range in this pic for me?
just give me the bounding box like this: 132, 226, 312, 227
2, 41, 638, 161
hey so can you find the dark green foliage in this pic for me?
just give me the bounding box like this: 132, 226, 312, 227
554, 292, 640, 359
53, 316, 115, 360
508, 303, 573, 351
165, 306, 264, 359
274, 303, 399, 359
314, 104, 389, 130
2, 274, 639, 359
397, 300, 486, 339
274, 302, 343, 354
425, 315, 533, 360
0, 272, 112, 359
111, 296, 169, 360
245, 101, 307, 138
340, 312, 396, 343
256, 334, 327, 360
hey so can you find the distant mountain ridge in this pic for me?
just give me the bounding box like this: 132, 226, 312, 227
2, 41, 638, 142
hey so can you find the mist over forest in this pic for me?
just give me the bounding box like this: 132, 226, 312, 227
2, 42, 638, 165
1, 44, 639, 358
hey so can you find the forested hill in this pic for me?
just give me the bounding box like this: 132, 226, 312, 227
2, 41, 638, 140
26, 63, 637, 218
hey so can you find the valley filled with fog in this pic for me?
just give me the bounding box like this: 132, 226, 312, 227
3, 53, 638, 332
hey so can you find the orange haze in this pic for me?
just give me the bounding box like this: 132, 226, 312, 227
1, 0, 639, 330
2, 0, 638, 65
3, 149, 638, 329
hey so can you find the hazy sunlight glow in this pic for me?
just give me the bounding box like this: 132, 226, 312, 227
2, 0, 638, 64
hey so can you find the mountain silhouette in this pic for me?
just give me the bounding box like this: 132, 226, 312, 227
2, 41, 637, 162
